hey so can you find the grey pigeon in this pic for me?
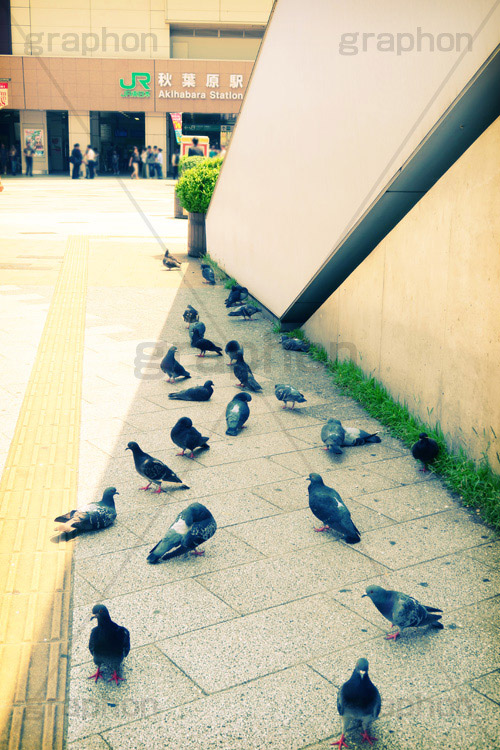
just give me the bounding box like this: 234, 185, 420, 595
225, 339, 244, 365
226, 392, 252, 435
274, 383, 306, 409
88, 604, 130, 685
233, 353, 262, 392
147, 503, 217, 563
126, 441, 188, 492
54, 487, 118, 534
163, 250, 181, 270
411, 432, 439, 472
321, 418, 345, 454
280, 335, 310, 352
343, 427, 381, 446
228, 304, 260, 320
183, 305, 199, 325
171, 416, 209, 458
334, 658, 381, 748
201, 263, 215, 284
193, 337, 223, 357
168, 380, 214, 402
363, 584, 443, 640
225, 285, 248, 307
160, 345, 190, 382
189, 320, 206, 345
307, 473, 360, 543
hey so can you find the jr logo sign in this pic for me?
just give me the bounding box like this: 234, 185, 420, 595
119, 72, 151, 98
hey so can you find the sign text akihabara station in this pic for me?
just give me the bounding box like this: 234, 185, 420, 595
119, 69, 245, 100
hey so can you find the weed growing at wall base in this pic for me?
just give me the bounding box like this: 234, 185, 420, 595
284, 328, 500, 530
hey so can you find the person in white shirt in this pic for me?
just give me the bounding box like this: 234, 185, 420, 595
86, 145, 96, 179
155, 148, 163, 179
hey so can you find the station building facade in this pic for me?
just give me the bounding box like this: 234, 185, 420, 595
0, 0, 273, 174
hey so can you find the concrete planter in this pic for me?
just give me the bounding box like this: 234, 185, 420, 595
174, 185, 187, 219
187, 212, 206, 257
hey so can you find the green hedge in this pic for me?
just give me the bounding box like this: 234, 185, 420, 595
176, 157, 223, 214
178, 155, 205, 177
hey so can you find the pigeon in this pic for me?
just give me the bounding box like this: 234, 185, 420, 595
163, 250, 181, 270
168, 380, 214, 402
193, 337, 223, 357
307, 473, 360, 543
411, 432, 439, 471
233, 353, 262, 392
160, 346, 190, 382
147, 503, 217, 563
321, 418, 346, 454
363, 584, 443, 640
54, 487, 118, 534
343, 427, 381, 446
201, 263, 215, 284
333, 658, 381, 749
280, 335, 310, 352
88, 604, 130, 685
171, 416, 210, 458
126, 441, 188, 492
189, 320, 206, 346
274, 383, 306, 409
225, 392, 252, 435
183, 305, 199, 326
225, 284, 249, 307
225, 339, 244, 365
228, 304, 260, 320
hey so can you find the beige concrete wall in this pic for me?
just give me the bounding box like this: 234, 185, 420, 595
304, 117, 500, 472
145, 112, 167, 168
68, 111, 90, 176
170, 35, 261, 60
9, 0, 271, 58
206, 0, 500, 318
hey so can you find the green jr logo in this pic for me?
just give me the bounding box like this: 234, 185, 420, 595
119, 72, 151, 98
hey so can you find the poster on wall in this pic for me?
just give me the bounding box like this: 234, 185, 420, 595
24, 128, 45, 156
0, 82, 8, 109
170, 113, 182, 144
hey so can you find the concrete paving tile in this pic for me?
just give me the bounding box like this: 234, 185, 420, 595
103, 665, 338, 750
465, 541, 500, 568
72, 523, 145, 562
469, 670, 500, 704
370, 455, 441, 484
461, 596, 500, 630
68, 644, 202, 742
269, 445, 404, 478
70, 579, 238, 666
358, 509, 496, 569
349, 482, 456, 522
82, 395, 162, 418
76, 532, 263, 600
81, 417, 142, 441
72, 573, 102, 609
197, 543, 386, 614
402, 553, 500, 610
310, 610, 500, 715
68, 736, 110, 750
191, 430, 313, 468
158, 594, 379, 692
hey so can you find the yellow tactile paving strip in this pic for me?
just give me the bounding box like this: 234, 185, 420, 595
0, 236, 88, 750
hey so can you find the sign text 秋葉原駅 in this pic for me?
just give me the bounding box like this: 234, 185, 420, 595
157, 72, 244, 100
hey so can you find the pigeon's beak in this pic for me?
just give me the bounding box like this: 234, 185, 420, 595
125, 447, 130, 451
361, 594, 367, 598
115, 492, 120, 495
90, 615, 97, 621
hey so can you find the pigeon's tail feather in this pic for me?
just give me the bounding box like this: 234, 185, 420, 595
168, 392, 188, 400
161, 544, 189, 560
54, 511, 74, 523
226, 427, 238, 436
344, 531, 361, 544
54, 520, 77, 533
430, 621, 444, 629
214, 346, 223, 355
247, 376, 262, 392
366, 433, 381, 443
147, 531, 182, 564
424, 606, 443, 613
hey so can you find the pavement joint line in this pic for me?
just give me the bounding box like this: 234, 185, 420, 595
0, 235, 88, 749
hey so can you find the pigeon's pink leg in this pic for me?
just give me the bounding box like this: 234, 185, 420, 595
331, 735, 348, 749
176, 450, 186, 456
109, 671, 124, 685
361, 731, 377, 745
189, 452, 195, 459
153, 485, 164, 494
291, 402, 295, 409
139, 483, 152, 491
196, 352, 205, 357
322, 446, 329, 451
191, 548, 205, 556
385, 626, 400, 641
314, 525, 330, 532
419, 464, 428, 473
88, 667, 103, 682
282, 403, 287, 409
237, 383, 244, 387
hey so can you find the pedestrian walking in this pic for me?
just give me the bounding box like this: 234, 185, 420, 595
171, 149, 180, 179
129, 146, 140, 179
9, 145, 18, 176
23, 145, 34, 176
155, 148, 163, 179
146, 146, 156, 178
188, 137, 204, 156
0, 144, 7, 175
84, 145, 96, 179
140, 147, 148, 178
70, 143, 83, 179
111, 148, 120, 175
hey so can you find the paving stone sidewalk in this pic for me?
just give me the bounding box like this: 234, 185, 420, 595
68, 255, 500, 750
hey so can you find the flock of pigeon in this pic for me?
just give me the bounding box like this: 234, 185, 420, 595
54, 260, 442, 746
